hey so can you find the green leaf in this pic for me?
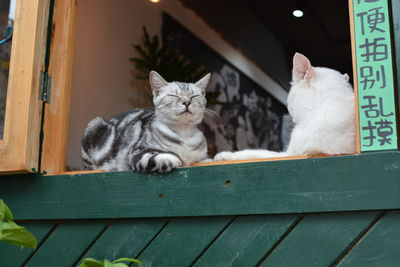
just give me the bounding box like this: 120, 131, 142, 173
0, 220, 23, 231
113, 258, 143, 266
0, 221, 37, 248
0, 200, 3, 220
78, 257, 142, 267
79, 258, 104, 267
0, 199, 13, 221
103, 260, 114, 267
131, 26, 208, 86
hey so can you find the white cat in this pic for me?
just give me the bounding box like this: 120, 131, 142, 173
214, 53, 355, 161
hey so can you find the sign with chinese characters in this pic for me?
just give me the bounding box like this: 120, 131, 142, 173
352, 0, 397, 151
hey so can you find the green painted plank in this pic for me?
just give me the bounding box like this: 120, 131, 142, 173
352, 0, 398, 151
259, 211, 379, 267
0, 221, 55, 267
138, 216, 232, 266
1, 151, 400, 219
26, 220, 107, 267
193, 214, 298, 267
80, 218, 167, 261
337, 211, 400, 267
392, 0, 400, 117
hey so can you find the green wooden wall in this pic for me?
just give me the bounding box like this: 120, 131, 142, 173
1, 151, 400, 266
1, 212, 399, 266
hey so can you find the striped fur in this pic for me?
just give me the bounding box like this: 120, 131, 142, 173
81, 71, 211, 172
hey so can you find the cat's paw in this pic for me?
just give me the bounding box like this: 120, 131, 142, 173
214, 151, 237, 162
153, 153, 182, 173
199, 158, 213, 163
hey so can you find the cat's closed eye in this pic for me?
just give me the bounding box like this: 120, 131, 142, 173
190, 95, 202, 100
167, 94, 180, 99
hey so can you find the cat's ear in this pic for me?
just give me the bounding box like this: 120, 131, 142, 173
343, 73, 350, 82
195, 73, 211, 96
293, 53, 313, 82
149, 71, 169, 96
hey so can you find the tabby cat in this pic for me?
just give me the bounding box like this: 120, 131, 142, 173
81, 71, 211, 172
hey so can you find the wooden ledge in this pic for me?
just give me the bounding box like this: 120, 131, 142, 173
0, 151, 399, 220
58, 153, 339, 175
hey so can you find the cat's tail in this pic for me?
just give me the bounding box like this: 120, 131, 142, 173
81, 117, 115, 170
214, 149, 287, 162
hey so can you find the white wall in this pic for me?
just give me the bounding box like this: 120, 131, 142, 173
68, 0, 163, 169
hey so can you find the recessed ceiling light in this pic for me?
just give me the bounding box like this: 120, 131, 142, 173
293, 9, 304, 18
149, 0, 160, 3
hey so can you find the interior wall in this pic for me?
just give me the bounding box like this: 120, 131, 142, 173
68, 0, 163, 170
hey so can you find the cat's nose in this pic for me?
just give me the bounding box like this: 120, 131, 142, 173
182, 101, 191, 107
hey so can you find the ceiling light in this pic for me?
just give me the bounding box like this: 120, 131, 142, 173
293, 0, 304, 18
149, 0, 160, 3
292, 10, 304, 18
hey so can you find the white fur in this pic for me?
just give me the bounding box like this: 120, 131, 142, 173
214, 53, 355, 161
152, 153, 182, 172
214, 150, 285, 161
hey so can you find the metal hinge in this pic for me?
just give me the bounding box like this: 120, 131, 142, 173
39, 71, 52, 103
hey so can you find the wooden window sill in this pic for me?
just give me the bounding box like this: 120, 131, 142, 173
58, 154, 346, 176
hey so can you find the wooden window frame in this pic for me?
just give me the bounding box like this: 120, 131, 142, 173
0, 0, 50, 174
40, 0, 76, 174
3, 0, 399, 175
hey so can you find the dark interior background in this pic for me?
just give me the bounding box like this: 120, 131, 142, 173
181, 0, 352, 89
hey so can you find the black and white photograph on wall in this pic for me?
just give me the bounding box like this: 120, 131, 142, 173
162, 14, 290, 156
